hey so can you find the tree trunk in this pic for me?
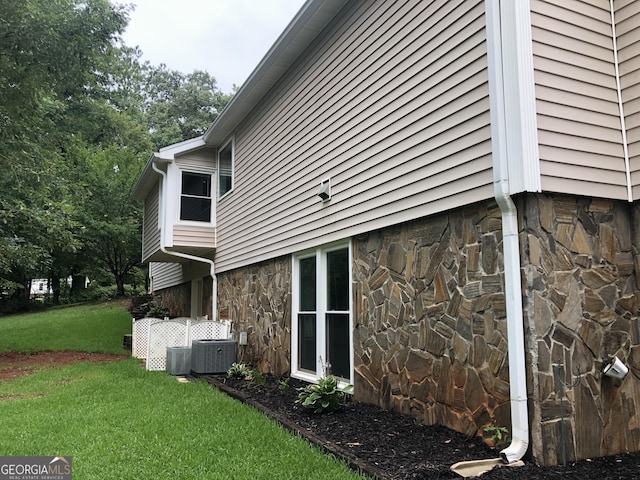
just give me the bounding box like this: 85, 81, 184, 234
115, 275, 125, 297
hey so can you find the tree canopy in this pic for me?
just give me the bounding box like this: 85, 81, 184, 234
0, 0, 232, 311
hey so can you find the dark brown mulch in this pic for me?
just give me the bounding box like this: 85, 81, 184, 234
201, 374, 640, 480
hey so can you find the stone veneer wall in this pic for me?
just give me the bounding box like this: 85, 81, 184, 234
154, 281, 190, 317
207, 192, 640, 467
216, 255, 291, 375
153, 278, 213, 319
353, 199, 513, 441
523, 194, 640, 466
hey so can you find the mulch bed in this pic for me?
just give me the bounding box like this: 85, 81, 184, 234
200, 373, 640, 480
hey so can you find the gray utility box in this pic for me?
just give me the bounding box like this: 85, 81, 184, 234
191, 339, 237, 374
166, 346, 192, 375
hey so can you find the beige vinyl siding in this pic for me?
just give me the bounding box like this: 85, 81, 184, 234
215, 0, 493, 272
531, 0, 628, 199
149, 259, 210, 294
142, 185, 161, 263
150, 262, 183, 292
615, 0, 640, 197
174, 147, 215, 168
172, 225, 216, 248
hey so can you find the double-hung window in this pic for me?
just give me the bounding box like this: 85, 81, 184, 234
180, 172, 212, 222
293, 242, 352, 384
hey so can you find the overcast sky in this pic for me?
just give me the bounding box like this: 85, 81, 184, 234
121, 0, 307, 94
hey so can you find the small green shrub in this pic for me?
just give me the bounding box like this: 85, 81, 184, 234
249, 369, 265, 385
296, 375, 353, 414
227, 363, 252, 379
278, 377, 291, 395
140, 300, 169, 318
483, 425, 511, 449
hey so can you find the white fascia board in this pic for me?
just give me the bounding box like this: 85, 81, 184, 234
131, 154, 157, 201
157, 136, 206, 160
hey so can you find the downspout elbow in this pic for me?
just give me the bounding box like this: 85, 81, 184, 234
501, 431, 529, 464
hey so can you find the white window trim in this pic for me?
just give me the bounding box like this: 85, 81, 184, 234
291, 240, 353, 388
217, 137, 234, 200
175, 164, 215, 226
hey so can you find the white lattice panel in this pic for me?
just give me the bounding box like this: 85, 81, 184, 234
190, 319, 231, 343
132, 317, 153, 359
146, 318, 189, 371
133, 316, 233, 371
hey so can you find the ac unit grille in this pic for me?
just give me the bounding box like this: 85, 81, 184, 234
191, 339, 237, 374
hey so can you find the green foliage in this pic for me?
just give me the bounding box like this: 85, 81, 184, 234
296, 376, 353, 414
139, 300, 170, 319
0, 0, 135, 305
483, 425, 511, 449
250, 369, 265, 386
226, 363, 265, 386
227, 362, 252, 379
279, 377, 291, 395
142, 66, 233, 149
0, 0, 235, 310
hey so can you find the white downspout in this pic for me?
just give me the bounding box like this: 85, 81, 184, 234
151, 159, 218, 322
609, 0, 632, 202
485, 0, 530, 464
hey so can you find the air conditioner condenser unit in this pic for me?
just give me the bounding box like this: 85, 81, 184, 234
166, 346, 192, 375
191, 339, 237, 374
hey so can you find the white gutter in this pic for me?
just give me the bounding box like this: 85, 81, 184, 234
151, 160, 218, 322
486, 0, 530, 464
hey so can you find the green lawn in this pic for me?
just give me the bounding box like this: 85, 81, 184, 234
0, 302, 131, 353
0, 303, 365, 479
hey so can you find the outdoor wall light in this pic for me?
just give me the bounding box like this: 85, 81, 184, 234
603, 356, 628, 380
318, 178, 331, 202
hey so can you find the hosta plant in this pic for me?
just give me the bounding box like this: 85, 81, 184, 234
227, 362, 252, 379
296, 375, 353, 414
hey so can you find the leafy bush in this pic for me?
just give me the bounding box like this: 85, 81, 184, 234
227, 363, 252, 379
250, 369, 265, 385
227, 363, 265, 385
483, 425, 511, 449
139, 300, 169, 318
296, 376, 353, 414
278, 377, 291, 395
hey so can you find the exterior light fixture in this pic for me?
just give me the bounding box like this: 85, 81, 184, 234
603, 356, 628, 379
318, 178, 331, 201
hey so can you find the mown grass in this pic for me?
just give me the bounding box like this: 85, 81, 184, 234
0, 302, 131, 353
0, 303, 366, 479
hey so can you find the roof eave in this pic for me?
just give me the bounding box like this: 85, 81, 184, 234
131, 136, 206, 201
